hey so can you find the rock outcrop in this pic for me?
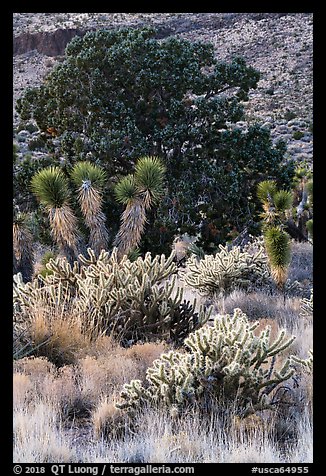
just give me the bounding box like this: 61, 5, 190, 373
13, 28, 87, 56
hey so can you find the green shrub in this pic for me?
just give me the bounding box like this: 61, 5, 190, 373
38, 251, 56, 278
292, 131, 304, 140
28, 136, 46, 151
284, 111, 297, 121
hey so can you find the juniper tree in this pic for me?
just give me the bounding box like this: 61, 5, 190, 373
16, 27, 294, 253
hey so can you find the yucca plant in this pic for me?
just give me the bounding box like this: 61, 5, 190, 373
134, 156, 166, 209
306, 219, 313, 241
31, 166, 81, 263
263, 226, 291, 290
114, 157, 166, 258
273, 190, 293, 214
257, 180, 278, 225
306, 179, 313, 206
70, 161, 109, 256
13, 212, 34, 282
257, 180, 278, 205
257, 181, 293, 227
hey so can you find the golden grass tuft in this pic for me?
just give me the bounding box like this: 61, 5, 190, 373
26, 306, 92, 366
125, 341, 168, 372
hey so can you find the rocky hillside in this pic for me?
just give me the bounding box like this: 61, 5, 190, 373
13, 12, 313, 165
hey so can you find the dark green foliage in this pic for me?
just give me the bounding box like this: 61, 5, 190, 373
70, 161, 107, 190
284, 110, 297, 121
28, 136, 46, 151
13, 143, 18, 163
17, 27, 294, 252
16, 121, 39, 134
273, 190, 293, 212
31, 166, 70, 208
14, 154, 61, 212
292, 131, 304, 140
38, 250, 56, 278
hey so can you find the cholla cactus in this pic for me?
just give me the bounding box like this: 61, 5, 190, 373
14, 248, 211, 343
117, 308, 302, 417
300, 289, 313, 318
184, 243, 270, 298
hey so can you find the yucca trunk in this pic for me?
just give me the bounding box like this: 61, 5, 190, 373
48, 205, 81, 264
13, 223, 34, 282
113, 199, 147, 259
77, 182, 109, 255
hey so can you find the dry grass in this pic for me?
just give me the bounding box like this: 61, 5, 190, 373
13, 401, 78, 463
27, 306, 92, 366
13, 398, 313, 463
92, 396, 127, 439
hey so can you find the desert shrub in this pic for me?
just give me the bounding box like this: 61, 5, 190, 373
16, 121, 39, 134
13, 248, 212, 345
284, 110, 297, 121
117, 308, 308, 417
28, 136, 46, 151
184, 242, 270, 298
16, 27, 294, 253
292, 131, 304, 140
